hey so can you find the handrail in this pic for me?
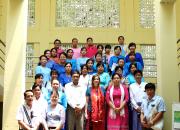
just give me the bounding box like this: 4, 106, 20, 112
0, 64, 4, 70
0, 48, 5, 56
0, 57, 5, 63
0, 39, 6, 47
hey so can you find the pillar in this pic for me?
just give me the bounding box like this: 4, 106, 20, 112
155, 0, 178, 130
3, 0, 28, 129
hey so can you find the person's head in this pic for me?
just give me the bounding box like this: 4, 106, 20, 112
129, 63, 137, 74
118, 36, 125, 45
86, 59, 94, 70
44, 49, 51, 59
54, 39, 61, 49
50, 90, 59, 106
117, 58, 125, 67
39, 55, 48, 66
92, 75, 100, 87
114, 46, 121, 56
72, 38, 78, 48
128, 42, 136, 53
114, 66, 123, 77
72, 71, 80, 85
35, 74, 43, 85
32, 84, 41, 99
128, 52, 136, 62
95, 52, 103, 63
105, 44, 111, 54
80, 47, 87, 57
112, 73, 121, 85
50, 48, 57, 58
24, 90, 33, 106
65, 62, 72, 74
66, 49, 74, 59
87, 37, 93, 46
145, 83, 156, 99
59, 52, 67, 64
97, 44, 104, 54
81, 64, 88, 75
50, 70, 59, 80
51, 79, 60, 91
134, 70, 143, 83
97, 63, 104, 74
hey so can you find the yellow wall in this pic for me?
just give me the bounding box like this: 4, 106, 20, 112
27, 0, 155, 55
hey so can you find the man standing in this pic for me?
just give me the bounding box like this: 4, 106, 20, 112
65, 71, 86, 130
71, 38, 81, 59
118, 36, 128, 57
140, 83, 166, 130
16, 90, 42, 130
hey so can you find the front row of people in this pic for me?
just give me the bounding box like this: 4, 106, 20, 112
16, 71, 166, 130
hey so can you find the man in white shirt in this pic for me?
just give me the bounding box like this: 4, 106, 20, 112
129, 70, 147, 130
65, 71, 86, 130
16, 90, 41, 130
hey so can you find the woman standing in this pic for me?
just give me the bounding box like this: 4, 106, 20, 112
46, 90, 65, 130
85, 75, 106, 130
106, 73, 129, 130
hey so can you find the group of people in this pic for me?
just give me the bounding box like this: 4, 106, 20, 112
16, 36, 166, 130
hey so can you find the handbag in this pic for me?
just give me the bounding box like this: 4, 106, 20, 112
150, 100, 164, 130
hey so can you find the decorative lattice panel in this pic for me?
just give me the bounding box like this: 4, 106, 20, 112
140, 44, 157, 77
28, 0, 35, 26
139, 0, 155, 28
26, 44, 34, 77
56, 0, 120, 28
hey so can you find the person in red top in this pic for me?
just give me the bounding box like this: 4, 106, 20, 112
85, 37, 98, 58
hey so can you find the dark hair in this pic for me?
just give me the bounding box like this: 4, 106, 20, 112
81, 47, 87, 51
72, 38, 78, 42
115, 66, 123, 73
118, 36, 124, 41
112, 73, 121, 79
35, 73, 43, 80
81, 64, 88, 71
129, 62, 137, 72
44, 49, 50, 55
39, 55, 47, 61
118, 58, 124, 62
51, 79, 60, 85
105, 44, 111, 49
145, 83, 156, 91
50, 90, 59, 97
114, 46, 121, 51
133, 70, 143, 76
66, 48, 73, 54
128, 52, 135, 56
50, 70, 59, 76
97, 44, 104, 50
95, 52, 102, 58
54, 39, 61, 44
59, 52, 67, 58
32, 83, 42, 90
91, 75, 100, 87
50, 48, 57, 52
86, 58, 94, 65
96, 63, 104, 68
24, 89, 33, 99
71, 70, 80, 76
65, 62, 72, 67
128, 42, 136, 49
87, 37, 93, 42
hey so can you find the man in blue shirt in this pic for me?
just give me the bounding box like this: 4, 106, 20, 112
140, 83, 166, 130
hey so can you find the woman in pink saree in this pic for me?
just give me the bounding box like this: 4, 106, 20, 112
106, 73, 129, 130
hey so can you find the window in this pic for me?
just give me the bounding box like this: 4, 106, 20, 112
28, 0, 35, 26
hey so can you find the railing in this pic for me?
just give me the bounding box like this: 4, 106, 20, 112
177, 39, 180, 67
0, 39, 5, 70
